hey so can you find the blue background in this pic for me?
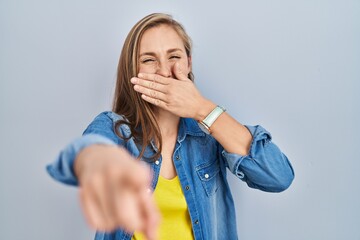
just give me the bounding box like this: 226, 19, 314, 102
1, 0, 359, 239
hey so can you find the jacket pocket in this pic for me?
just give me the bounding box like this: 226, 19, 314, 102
196, 160, 220, 197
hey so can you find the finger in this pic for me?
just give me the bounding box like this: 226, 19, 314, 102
133, 85, 168, 103
79, 188, 102, 229
115, 188, 144, 232
79, 185, 112, 231
131, 77, 168, 93
103, 168, 128, 229
172, 62, 189, 81
141, 94, 165, 108
90, 175, 117, 231
140, 191, 161, 240
137, 73, 170, 85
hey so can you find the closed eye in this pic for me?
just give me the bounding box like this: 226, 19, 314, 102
169, 56, 181, 60
141, 59, 155, 64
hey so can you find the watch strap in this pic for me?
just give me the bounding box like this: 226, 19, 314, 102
202, 105, 226, 128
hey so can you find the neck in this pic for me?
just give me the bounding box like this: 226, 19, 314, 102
155, 108, 180, 138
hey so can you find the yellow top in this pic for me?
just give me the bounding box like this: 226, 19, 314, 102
132, 175, 194, 240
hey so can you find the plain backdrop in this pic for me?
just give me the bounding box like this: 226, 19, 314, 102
1, 0, 359, 239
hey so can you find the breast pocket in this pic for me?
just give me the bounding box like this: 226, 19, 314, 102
196, 160, 220, 197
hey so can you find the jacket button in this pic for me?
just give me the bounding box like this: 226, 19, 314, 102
204, 173, 209, 179
175, 155, 181, 160
185, 185, 190, 190
155, 160, 160, 165
195, 220, 199, 224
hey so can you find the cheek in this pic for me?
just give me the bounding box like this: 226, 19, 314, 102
180, 58, 191, 74
138, 65, 157, 74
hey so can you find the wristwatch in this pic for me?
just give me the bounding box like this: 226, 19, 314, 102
197, 105, 226, 134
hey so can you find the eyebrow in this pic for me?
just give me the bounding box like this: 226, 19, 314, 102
139, 48, 183, 57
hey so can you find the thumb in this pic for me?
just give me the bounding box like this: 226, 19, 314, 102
172, 62, 189, 81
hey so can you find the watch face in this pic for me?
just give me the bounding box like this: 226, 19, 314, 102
198, 122, 210, 134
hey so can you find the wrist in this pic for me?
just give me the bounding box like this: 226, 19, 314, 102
195, 99, 216, 121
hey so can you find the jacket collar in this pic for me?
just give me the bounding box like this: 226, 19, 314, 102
147, 117, 205, 154
177, 117, 206, 143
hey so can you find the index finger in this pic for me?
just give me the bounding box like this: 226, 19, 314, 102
138, 189, 161, 240
138, 73, 170, 85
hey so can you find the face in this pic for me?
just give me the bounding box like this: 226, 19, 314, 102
138, 24, 191, 78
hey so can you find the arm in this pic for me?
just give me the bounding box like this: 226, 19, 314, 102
131, 64, 294, 192
196, 102, 294, 192
218, 124, 294, 192
195, 102, 253, 156
46, 112, 160, 238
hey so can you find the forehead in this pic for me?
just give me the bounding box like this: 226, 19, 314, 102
139, 24, 185, 53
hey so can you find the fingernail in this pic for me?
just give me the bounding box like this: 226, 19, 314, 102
131, 77, 137, 83
138, 73, 144, 78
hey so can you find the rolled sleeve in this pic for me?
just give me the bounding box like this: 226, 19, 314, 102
222, 125, 294, 192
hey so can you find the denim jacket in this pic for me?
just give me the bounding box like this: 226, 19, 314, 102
47, 111, 294, 240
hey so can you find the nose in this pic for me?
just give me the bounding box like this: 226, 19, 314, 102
156, 61, 172, 78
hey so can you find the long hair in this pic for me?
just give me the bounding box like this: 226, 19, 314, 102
112, 13, 194, 161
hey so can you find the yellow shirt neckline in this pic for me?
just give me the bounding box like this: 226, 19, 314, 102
132, 174, 194, 240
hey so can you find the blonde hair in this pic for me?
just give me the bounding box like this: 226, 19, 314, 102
112, 13, 194, 160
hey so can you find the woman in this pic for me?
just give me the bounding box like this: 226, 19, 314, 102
47, 13, 294, 240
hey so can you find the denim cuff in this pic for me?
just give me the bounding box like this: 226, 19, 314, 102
46, 134, 116, 186
222, 125, 272, 179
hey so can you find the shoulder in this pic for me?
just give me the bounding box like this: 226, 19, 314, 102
83, 111, 132, 139
93, 111, 125, 122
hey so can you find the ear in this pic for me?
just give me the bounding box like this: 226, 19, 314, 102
187, 56, 192, 73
